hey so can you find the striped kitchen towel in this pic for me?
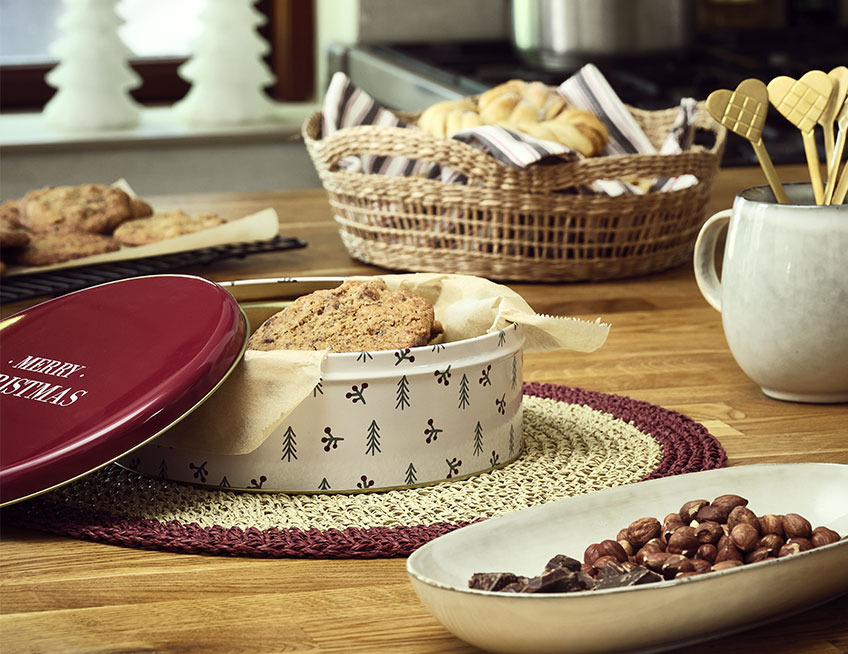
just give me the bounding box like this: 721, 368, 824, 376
321, 65, 698, 195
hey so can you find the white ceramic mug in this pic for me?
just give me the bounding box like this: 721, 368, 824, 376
694, 183, 848, 403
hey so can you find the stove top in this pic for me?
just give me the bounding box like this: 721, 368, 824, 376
348, 32, 847, 167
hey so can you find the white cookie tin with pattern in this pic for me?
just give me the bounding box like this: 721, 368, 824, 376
120, 278, 524, 494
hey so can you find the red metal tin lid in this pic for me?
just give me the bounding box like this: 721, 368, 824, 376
0, 275, 247, 506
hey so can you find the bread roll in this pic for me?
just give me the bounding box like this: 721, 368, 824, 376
417, 79, 609, 157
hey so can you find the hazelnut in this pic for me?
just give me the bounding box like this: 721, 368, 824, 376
696, 504, 730, 524
679, 499, 709, 523
633, 548, 651, 566
756, 533, 785, 556
616, 528, 629, 542
717, 533, 733, 550
580, 562, 596, 577
644, 537, 667, 553
811, 526, 841, 548
583, 543, 604, 565
745, 547, 773, 564
711, 560, 743, 572
730, 523, 759, 552
758, 514, 785, 538
695, 543, 717, 563
690, 558, 712, 574
626, 517, 661, 547
661, 554, 694, 580
786, 537, 812, 552
667, 526, 699, 557
642, 551, 671, 573
662, 514, 685, 540
694, 520, 723, 544
591, 555, 621, 571
727, 505, 760, 532
715, 542, 744, 563
617, 539, 635, 557
783, 513, 812, 539
634, 545, 664, 566
777, 542, 805, 558
711, 494, 748, 511
598, 539, 629, 562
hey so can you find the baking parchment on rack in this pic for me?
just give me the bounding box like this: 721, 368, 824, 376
0, 236, 307, 305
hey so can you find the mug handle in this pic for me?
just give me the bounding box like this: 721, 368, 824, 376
693, 209, 732, 312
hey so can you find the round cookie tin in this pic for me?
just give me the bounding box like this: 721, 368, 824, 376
119, 277, 526, 494
0, 275, 248, 507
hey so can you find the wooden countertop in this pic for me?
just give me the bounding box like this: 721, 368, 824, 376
2, 164, 846, 654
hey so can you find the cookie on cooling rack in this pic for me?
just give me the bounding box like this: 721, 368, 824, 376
20, 184, 134, 234
113, 210, 225, 246
16, 231, 120, 266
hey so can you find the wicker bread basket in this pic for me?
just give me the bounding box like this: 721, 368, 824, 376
302, 105, 726, 281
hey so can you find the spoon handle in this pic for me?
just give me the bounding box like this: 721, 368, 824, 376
801, 131, 825, 204
832, 161, 848, 204
823, 125, 835, 176
824, 125, 846, 204
752, 139, 790, 204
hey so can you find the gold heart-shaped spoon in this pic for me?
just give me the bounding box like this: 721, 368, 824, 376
820, 66, 848, 177
707, 78, 788, 204
767, 71, 833, 205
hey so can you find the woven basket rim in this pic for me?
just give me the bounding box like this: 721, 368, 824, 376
301, 103, 726, 282
302, 104, 726, 170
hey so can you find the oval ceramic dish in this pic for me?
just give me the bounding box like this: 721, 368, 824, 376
407, 463, 848, 654
122, 277, 525, 494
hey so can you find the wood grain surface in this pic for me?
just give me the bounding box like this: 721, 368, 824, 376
2, 164, 846, 654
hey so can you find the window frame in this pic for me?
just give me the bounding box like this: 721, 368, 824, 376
0, 0, 314, 112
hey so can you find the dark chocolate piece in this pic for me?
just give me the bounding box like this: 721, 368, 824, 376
596, 559, 629, 580
499, 576, 531, 592
468, 572, 522, 592
544, 554, 582, 573
577, 571, 596, 591
518, 567, 593, 594
594, 566, 663, 590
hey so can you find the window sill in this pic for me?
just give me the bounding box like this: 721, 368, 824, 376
0, 102, 320, 151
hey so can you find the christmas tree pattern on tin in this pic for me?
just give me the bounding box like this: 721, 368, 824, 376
396, 375, 411, 410
458, 373, 471, 409
472, 422, 484, 456
405, 462, 417, 485
281, 426, 297, 462
365, 420, 381, 455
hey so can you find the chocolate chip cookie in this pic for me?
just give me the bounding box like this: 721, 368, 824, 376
16, 231, 120, 266
21, 184, 133, 234
247, 279, 443, 353
113, 210, 225, 246
0, 199, 22, 227
0, 219, 30, 249
130, 197, 154, 218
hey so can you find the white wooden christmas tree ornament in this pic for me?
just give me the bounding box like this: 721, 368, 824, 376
174, 0, 277, 126
42, 0, 142, 130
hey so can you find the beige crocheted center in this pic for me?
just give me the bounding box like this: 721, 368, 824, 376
49, 396, 662, 530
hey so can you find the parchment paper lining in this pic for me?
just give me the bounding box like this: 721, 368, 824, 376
156, 273, 610, 455
4, 179, 280, 277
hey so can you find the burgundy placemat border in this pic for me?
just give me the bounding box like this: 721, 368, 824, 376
3, 383, 726, 558
522, 383, 727, 480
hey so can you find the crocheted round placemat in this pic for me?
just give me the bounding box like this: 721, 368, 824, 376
3, 383, 726, 557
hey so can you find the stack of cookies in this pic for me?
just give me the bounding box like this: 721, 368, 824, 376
0, 183, 225, 274
247, 280, 444, 353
